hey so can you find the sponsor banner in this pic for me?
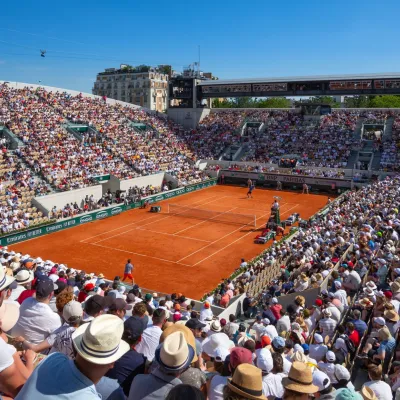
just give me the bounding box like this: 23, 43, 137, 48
92, 174, 111, 182
0, 178, 218, 246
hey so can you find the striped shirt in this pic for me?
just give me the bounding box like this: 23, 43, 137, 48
319, 317, 337, 340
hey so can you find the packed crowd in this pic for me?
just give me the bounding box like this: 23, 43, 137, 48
43, 90, 206, 185
380, 115, 400, 172
244, 111, 361, 168
0, 176, 398, 399
213, 163, 347, 179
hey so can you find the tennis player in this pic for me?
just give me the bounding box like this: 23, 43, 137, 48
122, 259, 134, 284
247, 181, 255, 198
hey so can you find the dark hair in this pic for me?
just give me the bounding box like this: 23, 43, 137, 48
166, 384, 205, 400
244, 340, 255, 353
112, 282, 119, 290
229, 314, 236, 323
272, 352, 284, 373
152, 309, 166, 325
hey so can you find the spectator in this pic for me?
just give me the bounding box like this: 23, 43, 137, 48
15, 315, 129, 399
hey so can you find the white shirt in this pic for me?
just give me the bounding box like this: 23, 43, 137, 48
309, 344, 328, 362
135, 325, 162, 361
208, 375, 228, 400
0, 337, 15, 373
263, 325, 278, 341
9, 285, 25, 301
262, 372, 286, 398
200, 308, 213, 322
11, 297, 62, 344
364, 381, 393, 400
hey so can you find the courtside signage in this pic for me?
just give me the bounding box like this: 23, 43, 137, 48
0, 178, 217, 246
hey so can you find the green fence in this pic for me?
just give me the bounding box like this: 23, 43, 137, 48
0, 178, 217, 246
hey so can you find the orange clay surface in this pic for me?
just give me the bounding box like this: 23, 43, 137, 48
10, 185, 331, 299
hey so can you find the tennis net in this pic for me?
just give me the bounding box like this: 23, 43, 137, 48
167, 204, 257, 226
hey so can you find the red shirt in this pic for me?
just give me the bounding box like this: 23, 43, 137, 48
348, 330, 360, 347
270, 304, 282, 320
78, 291, 88, 303
18, 289, 36, 305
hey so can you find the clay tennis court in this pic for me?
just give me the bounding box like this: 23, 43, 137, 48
10, 185, 331, 299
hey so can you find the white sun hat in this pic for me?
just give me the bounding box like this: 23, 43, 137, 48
72, 314, 129, 365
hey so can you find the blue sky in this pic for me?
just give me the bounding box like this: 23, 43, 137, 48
1, 0, 400, 93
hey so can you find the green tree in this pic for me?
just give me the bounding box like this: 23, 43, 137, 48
307, 96, 341, 108
257, 97, 291, 108
368, 95, 400, 108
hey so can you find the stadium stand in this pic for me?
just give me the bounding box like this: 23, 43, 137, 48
0, 175, 399, 398
1, 81, 400, 399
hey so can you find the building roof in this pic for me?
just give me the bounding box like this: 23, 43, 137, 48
198, 73, 400, 86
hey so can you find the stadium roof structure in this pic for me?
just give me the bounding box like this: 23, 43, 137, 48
197, 72, 400, 86
197, 72, 400, 98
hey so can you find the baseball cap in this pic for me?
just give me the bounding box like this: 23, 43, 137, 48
262, 318, 270, 325
109, 299, 133, 312
313, 369, 331, 392
229, 347, 253, 369
326, 351, 336, 362
186, 319, 206, 330
84, 294, 112, 316
36, 277, 57, 298
144, 293, 153, 301
63, 300, 83, 323
261, 335, 271, 347
215, 347, 230, 362
373, 317, 385, 326
54, 280, 67, 295
271, 297, 278, 304
301, 344, 309, 352
272, 336, 285, 349
334, 364, 351, 382
126, 293, 136, 303
314, 333, 323, 344
124, 316, 145, 339
315, 299, 323, 307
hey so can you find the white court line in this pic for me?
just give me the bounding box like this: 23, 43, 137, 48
134, 227, 212, 243
173, 207, 238, 235
89, 243, 193, 267
189, 203, 299, 267
91, 195, 231, 245
176, 202, 295, 264
80, 194, 220, 243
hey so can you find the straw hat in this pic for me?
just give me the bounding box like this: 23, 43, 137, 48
15, 270, 34, 285
359, 298, 373, 308
160, 323, 198, 363
227, 364, 266, 400
295, 296, 305, 306
384, 309, 399, 322
210, 320, 222, 332
0, 264, 15, 292
282, 361, 319, 394
72, 314, 129, 365
155, 331, 194, 372
361, 386, 378, 400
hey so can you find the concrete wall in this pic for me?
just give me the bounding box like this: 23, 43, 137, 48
119, 173, 165, 192
164, 173, 180, 189
33, 185, 103, 215
167, 107, 211, 129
